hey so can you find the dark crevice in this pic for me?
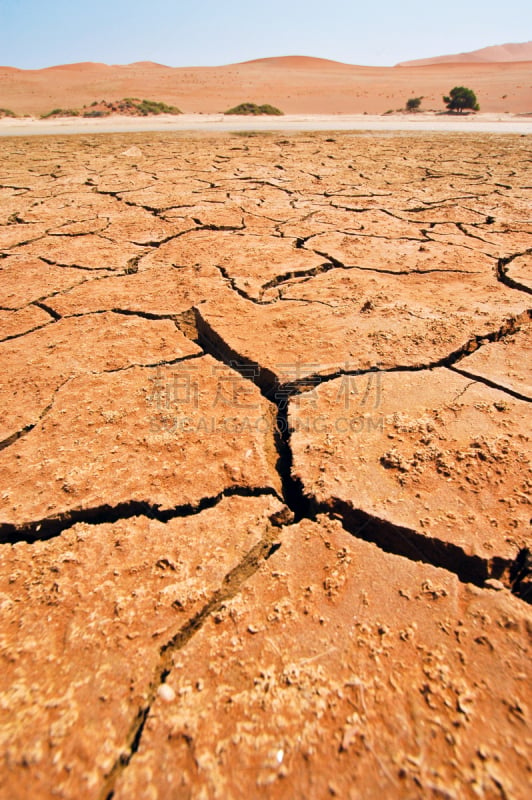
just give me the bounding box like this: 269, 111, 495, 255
5, 213, 30, 224
52, 308, 116, 320
192, 219, 246, 232
326, 190, 392, 200
326, 230, 430, 244
92, 185, 230, 220
99, 524, 283, 800
0, 184, 31, 191
309, 248, 484, 277
510, 548, 532, 602
7, 269, 131, 313
0, 233, 47, 250
447, 311, 532, 366
457, 220, 532, 241
0, 320, 53, 343
33, 300, 61, 320
449, 365, 531, 402
110, 307, 184, 322
130, 220, 248, 251
293, 231, 320, 248
214, 265, 272, 306
101, 351, 204, 375
229, 176, 294, 196
274, 401, 312, 522
406, 193, 491, 208
0, 354, 200, 456
260, 260, 351, 294
192, 307, 310, 520
318, 498, 525, 598
497, 249, 532, 295
40, 256, 116, 273
48, 226, 107, 238
280, 309, 532, 395
278, 293, 336, 308
193, 306, 277, 395
0, 378, 70, 454
127, 229, 196, 249
0, 419, 42, 454
0, 486, 281, 545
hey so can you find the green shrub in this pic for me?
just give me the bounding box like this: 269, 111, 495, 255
42, 99, 182, 119
443, 87, 479, 113
134, 99, 182, 115
40, 108, 80, 119
406, 96, 423, 112
224, 102, 284, 116
0, 108, 16, 118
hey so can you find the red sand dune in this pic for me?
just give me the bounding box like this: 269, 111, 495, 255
40, 62, 111, 72
0, 48, 531, 116
398, 40, 532, 66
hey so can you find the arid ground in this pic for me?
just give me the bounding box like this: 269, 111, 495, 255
0, 130, 530, 799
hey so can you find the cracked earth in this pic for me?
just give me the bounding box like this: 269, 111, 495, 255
0, 131, 530, 799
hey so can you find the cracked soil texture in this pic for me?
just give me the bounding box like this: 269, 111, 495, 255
0, 131, 530, 799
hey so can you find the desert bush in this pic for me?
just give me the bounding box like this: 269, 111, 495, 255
406, 96, 423, 112
42, 99, 182, 119
40, 108, 80, 119
0, 108, 16, 118
224, 102, 284, 116
113, 98, 181, 115
134, 99, 181, 115
443, 86, 479, 112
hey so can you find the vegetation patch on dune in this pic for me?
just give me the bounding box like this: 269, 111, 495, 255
224, 102, 284, 116
120, 98, 182, 115
0, 108, 17, 118
40, 108, 80, 119
41, 99, 182, 119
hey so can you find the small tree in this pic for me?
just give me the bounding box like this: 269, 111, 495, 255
406, 96, 422, 112
443, 86, 479, 113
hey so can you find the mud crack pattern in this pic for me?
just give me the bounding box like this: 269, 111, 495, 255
0, 131, 530, 800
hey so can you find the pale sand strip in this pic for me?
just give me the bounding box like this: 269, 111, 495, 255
1, 112, 531, 136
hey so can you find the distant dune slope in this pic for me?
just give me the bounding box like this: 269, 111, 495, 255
397, 41, 532, 66
1, 49, 531, 116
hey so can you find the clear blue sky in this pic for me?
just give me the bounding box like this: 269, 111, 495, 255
1, 0, 531, 69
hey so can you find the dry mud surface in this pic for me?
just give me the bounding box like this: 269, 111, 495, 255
0, 131, 530, 799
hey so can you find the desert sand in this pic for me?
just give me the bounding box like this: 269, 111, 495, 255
1, 112, 532, 137
0, 55, 531, 117
397, 40, 532, 66
0, 129, 530, 799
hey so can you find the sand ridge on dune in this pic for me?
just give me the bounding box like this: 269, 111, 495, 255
398, 40, 532, 66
